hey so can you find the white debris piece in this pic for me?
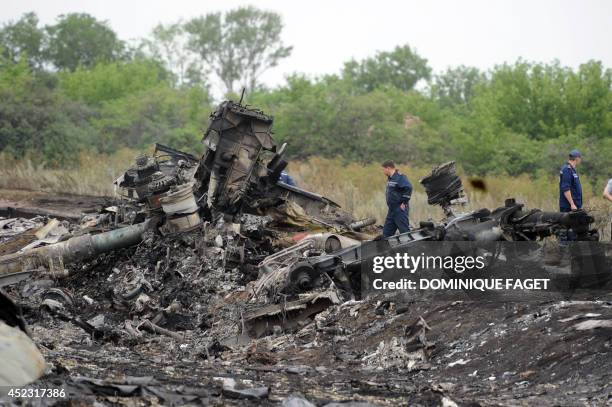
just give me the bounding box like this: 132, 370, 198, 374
0, 321, 46, 386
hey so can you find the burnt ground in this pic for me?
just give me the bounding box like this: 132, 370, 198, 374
10, 247, 612, 406
1, 189, 611, 406
0, 189, 112, 221
19, 297, 612, 406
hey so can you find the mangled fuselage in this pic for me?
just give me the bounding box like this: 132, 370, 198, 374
194, 101, 370, 232
195, 101, 277, 216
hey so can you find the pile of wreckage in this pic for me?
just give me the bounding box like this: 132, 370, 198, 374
1, 100, 610, 405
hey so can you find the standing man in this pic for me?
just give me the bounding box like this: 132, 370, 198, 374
278, 171, 297, 187
559, 150, 583, 212
559, 150, 583, 243
382, 161, 412, 237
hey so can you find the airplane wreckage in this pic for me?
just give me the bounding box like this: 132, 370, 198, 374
0, 100, 610, 404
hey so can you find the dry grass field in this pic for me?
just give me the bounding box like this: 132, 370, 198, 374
1, 151, 610, 239
290, 157, 611, 240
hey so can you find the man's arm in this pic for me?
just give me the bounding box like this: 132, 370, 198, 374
603, 182, 612, 203
398, 175, 413, 209
560, 168, 577, 210
564, 190, 577, 210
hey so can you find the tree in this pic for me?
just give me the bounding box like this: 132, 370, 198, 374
0, 53, 95, 165
184, 6, 292, 94
140, 22, 205, 87
57, 59, 169, 105
430, 66, 486, 109
0, 12, 45, 68
564, 61, 612, 140
467, 60, 612, 142
92, 85, 211, 153
45, 13, 124, 71
342, 44, 431, 93
250, 76, 426, 163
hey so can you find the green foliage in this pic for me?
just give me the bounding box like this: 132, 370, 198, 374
251, 76, 445, 164
445, 60, 611, 180
429, 66, 485, 109
0, 51, 32, 90
0, 12, 45, 68
342, 44, 431, 93
139, 22, 206, 87
250, 58, 611, 184
45, 13, 125, 71
469, 60, 611, 141
91, 84, 210, 153
0, 58, 96, 165
0, 12, 127, 72
0, 11, 610, 187
57, 59, 169, 105
185, 6, 292, 94
0, 46, 210, 166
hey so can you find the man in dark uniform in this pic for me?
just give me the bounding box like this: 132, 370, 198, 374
382, 161, 412, 237
278, 171, 297, 187
559, 149, 583, 212
559, 149, 583, 242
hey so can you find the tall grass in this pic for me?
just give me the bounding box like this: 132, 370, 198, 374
1, 152, 610, 239
288, 157, 611, 240
0, 149, 139, 196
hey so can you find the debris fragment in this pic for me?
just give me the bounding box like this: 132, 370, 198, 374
244, 291, 340, 338
139, 319, 184, 341
0, 321, 46, 386
448, 358, 470, 367
362, 317, 434, 371
282, 394, 316, 407
216, 377, 270, 400
0, 291, 45, 386
558, 313, 602, 322
571, 319, 612, 330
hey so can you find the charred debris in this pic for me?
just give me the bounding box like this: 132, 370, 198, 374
0, 100, 610, 404
1, 100, 607, 311
0, 101, 604, 296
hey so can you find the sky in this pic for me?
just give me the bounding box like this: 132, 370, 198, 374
3, 0, 611, 95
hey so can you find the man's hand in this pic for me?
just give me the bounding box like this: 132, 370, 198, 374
563, 190, 576, 211
400, 203, 406, 211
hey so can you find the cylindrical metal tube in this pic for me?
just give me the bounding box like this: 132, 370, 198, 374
0, 220, 151, 278
90, 221, 150, 253
349, 217, 376, 231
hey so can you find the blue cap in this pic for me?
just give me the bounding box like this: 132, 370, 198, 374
569, 149, 582, 158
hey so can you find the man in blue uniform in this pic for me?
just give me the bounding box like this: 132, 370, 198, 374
559, 149, 583, 212
382, 161, 412, 237
559, 150, 583, 242
278, 171, 296, 187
